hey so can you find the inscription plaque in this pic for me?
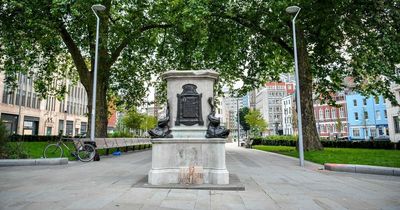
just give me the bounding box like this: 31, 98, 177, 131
176, 84, 203, 126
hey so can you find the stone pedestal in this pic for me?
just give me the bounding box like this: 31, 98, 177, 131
148, 70, 229, 185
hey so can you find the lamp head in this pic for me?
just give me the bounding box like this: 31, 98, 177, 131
285, 6, 300, 14
92, 4, 106, 11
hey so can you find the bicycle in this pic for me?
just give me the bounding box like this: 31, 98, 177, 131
43, 134, 96, 162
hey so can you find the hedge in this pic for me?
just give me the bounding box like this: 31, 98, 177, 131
9, 134, 75, 142
251, 136, 399, 150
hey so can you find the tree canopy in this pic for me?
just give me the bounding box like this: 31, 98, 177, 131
239, 107, 250, 133
245, 109, 268, 137
1, 0, 399, 150
121, 108, 156, 131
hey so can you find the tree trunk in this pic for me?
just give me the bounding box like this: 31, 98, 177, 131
83, 50, 109, 138
297, 28, 323, 151
87, 83, 108, 138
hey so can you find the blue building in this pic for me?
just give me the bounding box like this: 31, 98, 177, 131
346, 94, 388, 140
242, 94, 250, 108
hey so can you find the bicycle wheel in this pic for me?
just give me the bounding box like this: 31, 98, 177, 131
43, 144, 63, 158
77, 144, 95, 162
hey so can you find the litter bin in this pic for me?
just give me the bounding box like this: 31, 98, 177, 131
84, 141, 100, 161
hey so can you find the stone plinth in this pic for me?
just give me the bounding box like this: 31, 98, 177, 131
148, 138, 229, 185
148, 70, 229, 185
163, 70, 218, 129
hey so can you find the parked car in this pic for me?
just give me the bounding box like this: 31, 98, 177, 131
337, 136, 349, 141
373, 135, 390, 141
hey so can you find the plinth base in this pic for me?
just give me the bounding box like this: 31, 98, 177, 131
148, 138, 229, 185
148, 168, 229, 185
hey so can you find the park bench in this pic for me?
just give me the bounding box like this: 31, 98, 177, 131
71, 137, 152, 155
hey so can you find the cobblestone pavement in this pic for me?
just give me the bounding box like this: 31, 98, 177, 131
0, 143, 399, 210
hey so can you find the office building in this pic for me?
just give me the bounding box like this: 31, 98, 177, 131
0, 72, 88, 136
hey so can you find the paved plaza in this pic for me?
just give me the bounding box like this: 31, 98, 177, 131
0, 143, 399, 210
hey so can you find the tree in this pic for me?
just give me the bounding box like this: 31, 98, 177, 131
2, 1, 399, 151
0, 120, 9, 158
121, 108, 156, 135
121, 109, 143, 131
239, 107, 250, 137
0, 0, 172, 137
245, 109, 268, 137
139, 115, 157, 132
336, 117, 343, 137
159, 0, 399, 151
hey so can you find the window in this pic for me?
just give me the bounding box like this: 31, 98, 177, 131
9, 91, 14, 104
353, 99, 357, 106
339, 107, 345, 118
36, 99, 40, 109
384, 110, 387, 118
15, 89, 20, 105
27, 92, 31, 108
32, 93, 37, 109
363, 98, 367, 106
66, 121, 73, 136
325, 109, 330, 119
364, 111, 368, 120
370, 128, 377, 137
46, 127, 52, 136
21, 90, 26, 106
375, 96, 379, 104
331, 108, 336, 119
319, 109, 324, 120
394, 116, 400, 133
378, 128, 382, 135
353, 128, 360, 136
355, 112, 359, 120
2, 88, 8, 103
376, 111, 381, 120
58, 120, 64, 134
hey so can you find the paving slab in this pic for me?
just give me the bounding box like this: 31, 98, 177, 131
0, 143, 399, 210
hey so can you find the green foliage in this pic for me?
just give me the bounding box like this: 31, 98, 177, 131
10, 142, 151, 160
239, 107, 250, 132
109, 131, 134, 138
121, 108, 143, 130
264, 135, 297, 141
139, 115, 157, 131
0, 120, 29, 159
0, 120, 9, 158
336, 118, 343, 133
121, 108, 157, 132
244, 109, 268, 137
253, 146, 400, 168
1, 0, 399, 139
251, 137, 399, 150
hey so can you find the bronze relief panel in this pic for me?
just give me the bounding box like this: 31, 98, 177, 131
175, 84, 204, 126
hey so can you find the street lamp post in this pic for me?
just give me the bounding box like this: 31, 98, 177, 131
286, 5, 305, 167
17, 72, 23, 135
237, 98, 240, 147
90, 4, 106, 142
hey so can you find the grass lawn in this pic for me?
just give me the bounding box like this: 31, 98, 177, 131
253, 145, 400, 168
7, 142, 151, 161
10, 142, 76, 160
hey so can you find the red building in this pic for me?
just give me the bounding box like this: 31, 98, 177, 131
313, 93, 349, 139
